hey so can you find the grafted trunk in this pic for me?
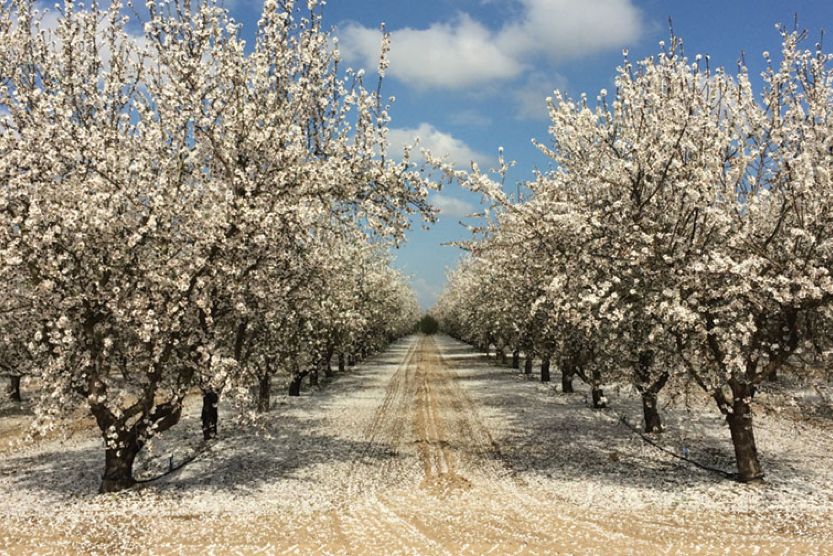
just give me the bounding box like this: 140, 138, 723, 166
511, 350, 520, 369
7, 375, 21, 402
641, 392, 662, 433
561, 367, 574, 393
256, 375, 271, 413
201, 390, 219, 440
100, 442, 140, 493
524, 357, 533, 375
288, 371, 309, 397
540, 358, 551, 383
723, 384, 764, 483
338, 353, 346, 372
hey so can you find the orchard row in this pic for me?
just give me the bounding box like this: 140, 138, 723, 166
435, 31, 833, 483
0, 0, 432, 492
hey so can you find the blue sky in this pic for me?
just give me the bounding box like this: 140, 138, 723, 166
227, 0, 833, 309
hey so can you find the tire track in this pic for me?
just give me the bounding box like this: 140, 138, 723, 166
417, 336, 509, 482
342, 337, 419, 497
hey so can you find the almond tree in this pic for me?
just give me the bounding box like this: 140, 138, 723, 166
664, 31, 833, 481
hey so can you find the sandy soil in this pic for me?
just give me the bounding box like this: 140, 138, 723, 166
0, 335, 831, 554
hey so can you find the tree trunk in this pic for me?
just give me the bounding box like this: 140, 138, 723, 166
309, 367, 319, 387
561, 367, 574, 393
511, 350, 520, 369
201, 390, 219, 440
725, 386, 764, 483
100, 442, 139, 493
524, 357, 533, 375
634, 352, 666, 433
256, 375, 271, 413
92, 396, 181, 493
541, 358, 551, 383
347, 354, 356, 367
641, 391, 662, 433
323, 347, 334, 378
497, 349, 506, 365
591, 370, 606, 409
7, 375, 21, 402
338, 353, 346, 372
288, 372, 309, 397
591, 385, 607, 409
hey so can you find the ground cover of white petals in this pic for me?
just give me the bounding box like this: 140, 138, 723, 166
1, 335, 831, 554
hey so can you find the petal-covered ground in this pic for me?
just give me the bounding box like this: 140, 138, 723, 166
1, 335, 831, 554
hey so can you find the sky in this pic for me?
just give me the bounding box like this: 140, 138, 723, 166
223, 0, 833, 309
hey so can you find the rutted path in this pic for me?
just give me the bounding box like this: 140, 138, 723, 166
1, 335, 831, 554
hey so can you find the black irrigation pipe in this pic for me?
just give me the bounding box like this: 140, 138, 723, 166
135, 441, 213, 485
603, 408, 736, 480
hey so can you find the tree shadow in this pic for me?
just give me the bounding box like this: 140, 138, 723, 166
0, 415, 399, 499
439, 336, 830, 496
0, 341, 416, 499
0, 402, 32, 419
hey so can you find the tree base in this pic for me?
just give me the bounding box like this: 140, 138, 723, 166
641, 393, 663, 433
541, 359, 551, 383
6, 375, 21, 402
99, 446, 138, 493
201, 391, 219, 440
591, 387, 607, 409
562, 372, 574, 393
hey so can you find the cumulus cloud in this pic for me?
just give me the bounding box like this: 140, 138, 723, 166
386, 123, 492, 169
496, 0, 643, 62
431, 193, 477, 218
340, 15, 522, 90
339, 0, 642, 90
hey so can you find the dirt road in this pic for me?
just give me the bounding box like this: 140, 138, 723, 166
1, 335, 831, 554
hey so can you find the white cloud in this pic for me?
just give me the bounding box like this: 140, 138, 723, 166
339, 0, 642, 90
431, 193, 477, 218
496, 0, 643, 62
387, 123, 492, 169
340, 15, 522, 90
